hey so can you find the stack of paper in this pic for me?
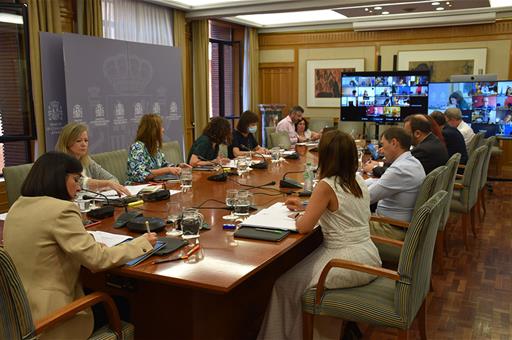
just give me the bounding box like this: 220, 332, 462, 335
241, 203, 297, 231
88, 230, 132, 247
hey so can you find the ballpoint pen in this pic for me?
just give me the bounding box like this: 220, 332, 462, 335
152, 244, 201, 264
255, 228, 283, 234
145, 220, 151, 234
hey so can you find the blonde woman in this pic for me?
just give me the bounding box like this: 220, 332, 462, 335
56, 122, 130, 196
126, 113, 189, 184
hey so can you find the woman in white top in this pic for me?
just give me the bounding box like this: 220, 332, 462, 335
56, 122, 130, 196
257, 130, 381, 340
295, 117, 320, 142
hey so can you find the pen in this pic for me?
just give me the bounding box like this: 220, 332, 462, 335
84, 220, 101, 228
145, 220, 151, 234
183, 244, 201, 258
255, 228, 283, 234
128, 200, 144, 208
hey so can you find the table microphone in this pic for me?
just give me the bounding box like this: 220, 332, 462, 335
279, 170, 304, 189
80, 189, 115, 219
239, 144, 268, 169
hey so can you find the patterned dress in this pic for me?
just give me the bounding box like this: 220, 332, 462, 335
126, 141, 169, 184
257, 175, 382, 340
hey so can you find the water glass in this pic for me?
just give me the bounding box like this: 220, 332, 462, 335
181, 208, 204, 242
236, 157, 248, 175
225, 189, 238, 209
166, 201, 182, 236
75, 198, 90, 212
180, 167, 193, 191
271, 147, 281, 162
234, 190, 251, 217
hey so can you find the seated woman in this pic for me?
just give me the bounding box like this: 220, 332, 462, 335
188, 117, 231, 167
56, 122, 130, 196
257, 130, 381, 340
229, 110, 269, 158
3, 151, 157, 340
295, 117, 320, 142
126, 113, 188, 184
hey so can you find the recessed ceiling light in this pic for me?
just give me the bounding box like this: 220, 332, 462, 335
364, 7, 369, 11
172, 0, 245, 6
374, 6, 382, 10
489, 0, 512, 7
436, 7, 445, 10
432, 1, 440, 5
382, 11, 390, 14
236, 10, 347, 26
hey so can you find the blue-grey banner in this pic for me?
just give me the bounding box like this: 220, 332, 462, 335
61, 33, 183, 154
40, 32, 68, 151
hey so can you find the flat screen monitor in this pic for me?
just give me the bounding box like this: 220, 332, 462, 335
428, 81, 512, 129
340, 71, 430, 122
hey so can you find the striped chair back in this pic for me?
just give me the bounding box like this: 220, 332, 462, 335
478, 136, 496, 191
162, 141, 184, 165
396, 191, 448, 327
91, 149, 129, 185
413, 165, 447, 211
438, 153, 461, 231
467, 131, 485, 156
0, 247, 36, 340
461, 145, 487, 209
270, 131, 292, 150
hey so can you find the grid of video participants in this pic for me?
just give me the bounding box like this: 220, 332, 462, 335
428, 81, 512, 133
341, 75, 429, 121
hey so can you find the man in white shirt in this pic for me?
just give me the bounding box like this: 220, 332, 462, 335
276, 106, 304, 144
445, 107, 475, 148
365, 127, 426, 241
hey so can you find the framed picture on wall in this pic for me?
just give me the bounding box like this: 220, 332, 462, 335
398, 48, 487, 82
306, 59, 365, 107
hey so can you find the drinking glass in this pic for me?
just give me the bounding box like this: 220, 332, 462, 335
236, 157, 248, 175
234, 190, 251, 217
166, 201, 182, 236
181, 208, 204, 243
180, 167, 193, 192
271, 147, 281, 162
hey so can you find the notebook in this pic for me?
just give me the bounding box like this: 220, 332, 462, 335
240, 203, 298, 232
89, 230, 133, 247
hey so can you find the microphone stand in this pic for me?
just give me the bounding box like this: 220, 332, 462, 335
240, 144, 268, 169
80, 188, 115, 219
279, 170, 304, 189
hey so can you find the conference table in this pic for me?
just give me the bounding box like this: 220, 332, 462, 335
81, 146, 323, 340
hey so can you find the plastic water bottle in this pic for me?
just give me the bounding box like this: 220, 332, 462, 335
303, 162, 314, 192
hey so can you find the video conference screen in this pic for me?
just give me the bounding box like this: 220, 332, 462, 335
428, 81, 512, 135
340, 71, 430, 122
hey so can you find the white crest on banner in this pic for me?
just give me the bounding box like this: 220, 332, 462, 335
170, 101, 177, 113
47, 101, 63, 121
115, 102, 125, 116
95, 103, 105, 118
72, 104, 83, 120
134, 102, 143, 116
153, 102, 161, 114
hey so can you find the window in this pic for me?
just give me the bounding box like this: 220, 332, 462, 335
0, 3, 36, 172
208, 20, 243, 119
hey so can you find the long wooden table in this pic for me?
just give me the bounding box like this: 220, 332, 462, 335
81, 146, 323, 339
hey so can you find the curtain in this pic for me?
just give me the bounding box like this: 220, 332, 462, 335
191, 20, 209, 137
242, 27, 259, 114
102, 0, 173, 46
26, 0, 62, 155
77, 0, 103, 36
173, 10, 188, 140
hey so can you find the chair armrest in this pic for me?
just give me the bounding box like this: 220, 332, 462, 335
35, 292, 121, 338
371, 235, 404, 248
454, 183, 464, 190
455, 174, 463, 179
370, 214, 410, 229
315, 259, 399, 305
458, 164, 465, 169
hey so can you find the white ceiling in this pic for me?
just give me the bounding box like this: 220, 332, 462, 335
148, 0, 512, 32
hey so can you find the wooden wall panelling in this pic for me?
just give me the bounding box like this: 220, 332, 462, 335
259, 62, 296, 114
59, 0, 75, 33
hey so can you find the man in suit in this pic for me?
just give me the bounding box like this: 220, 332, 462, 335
430, 110, 468, 164
404, 114, 449, 174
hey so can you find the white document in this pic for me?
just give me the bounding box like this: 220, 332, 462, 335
100, 184, 154, 198
241, 202, 297, 231
88, 230, 133, 247
0, 212, 8, 221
